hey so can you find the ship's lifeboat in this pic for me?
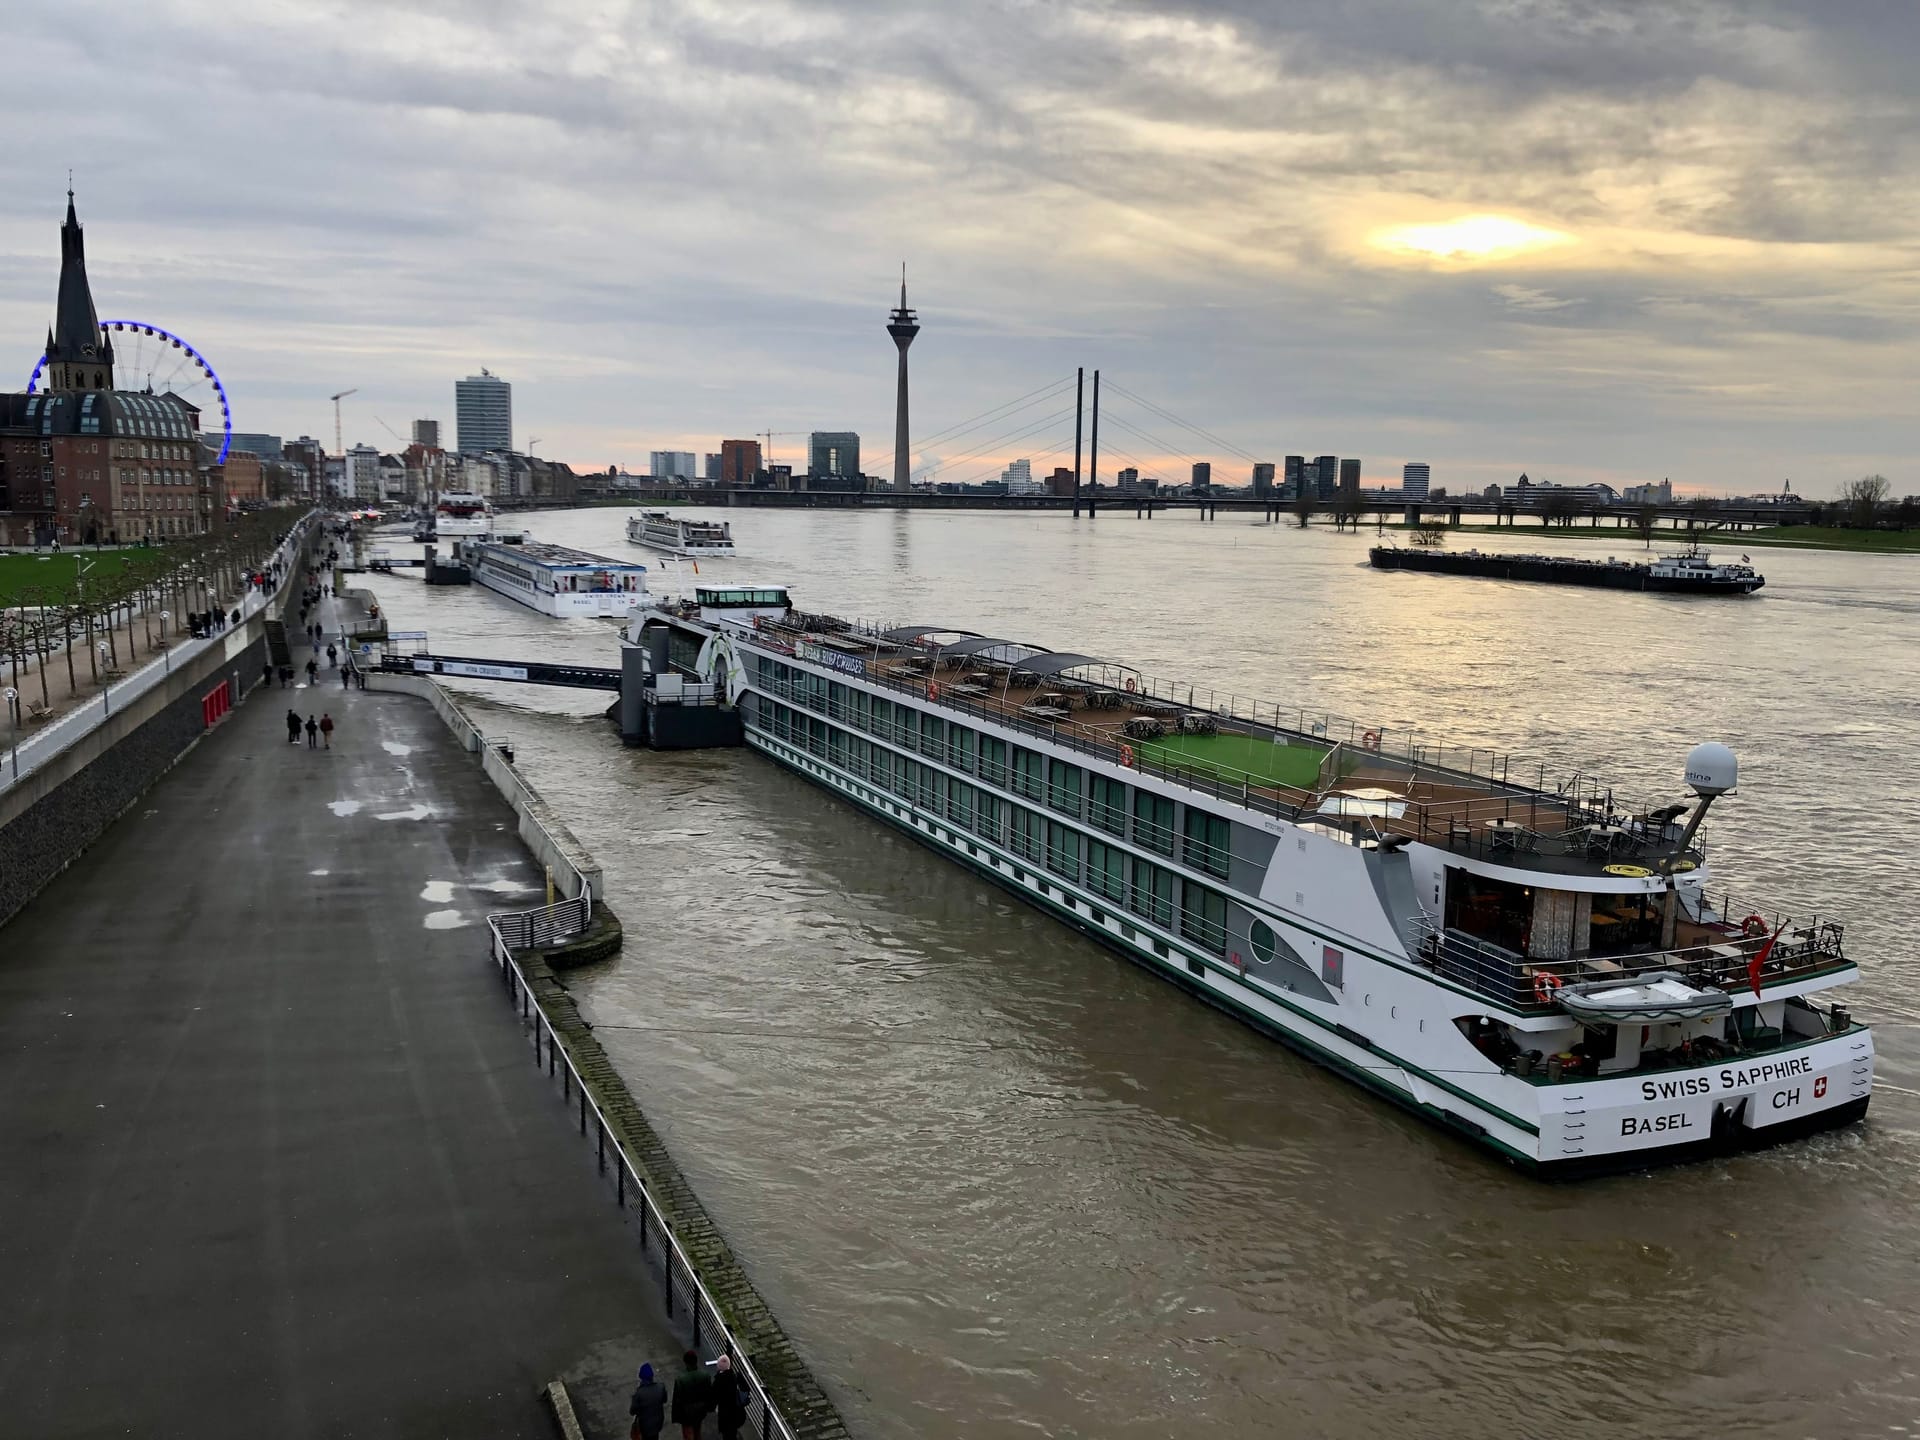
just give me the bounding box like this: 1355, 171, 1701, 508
1553, 971, 1733, 1025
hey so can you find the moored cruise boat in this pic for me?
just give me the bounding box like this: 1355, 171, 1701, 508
628, 585, 1872, 1177
433, 491, 495, 539
458, 538, 649, 618
627, 510, 736, 556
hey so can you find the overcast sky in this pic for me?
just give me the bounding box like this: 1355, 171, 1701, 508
3, 0, 1915, 495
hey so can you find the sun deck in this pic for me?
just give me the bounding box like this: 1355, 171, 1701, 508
740, 612, 1702, 878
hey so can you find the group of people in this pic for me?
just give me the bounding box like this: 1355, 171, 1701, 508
285, 709, 335, 749
630, 1350, 751, 1440
185, 608, 237, 638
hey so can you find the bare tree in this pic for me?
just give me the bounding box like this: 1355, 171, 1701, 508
1409, 521, 1447, 549
1842, 474, 1890, 528
1292, 491, 1316, 528
1541, 490, 1579, 528
1635, 502, 1659, 547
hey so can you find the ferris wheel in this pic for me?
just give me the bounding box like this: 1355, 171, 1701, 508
27, 319, 233, 464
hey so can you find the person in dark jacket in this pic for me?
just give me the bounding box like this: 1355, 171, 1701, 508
285, 709, 302, 744
711, 1355, 749, 1440
304, 715, 318, 749
629, 1363, 668, 1440
670, 1350, 710, 1439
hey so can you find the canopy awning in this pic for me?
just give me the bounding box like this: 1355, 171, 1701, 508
1008, 651, 1106, 680
932, 636, 1028, 662
878, 625, 975, 644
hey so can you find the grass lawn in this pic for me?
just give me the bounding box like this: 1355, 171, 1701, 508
0, 550, 146, 605
1371, 521, 1920, 555
1136, 730, 1329, 790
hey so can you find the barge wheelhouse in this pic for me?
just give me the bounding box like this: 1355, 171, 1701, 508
634, 595, 1871, 1177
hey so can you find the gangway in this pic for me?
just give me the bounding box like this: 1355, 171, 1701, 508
377, 650, 622, 691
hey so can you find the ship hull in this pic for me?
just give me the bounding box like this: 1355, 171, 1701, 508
1372, 547, 1763, 594
743, 712, 1868, 1178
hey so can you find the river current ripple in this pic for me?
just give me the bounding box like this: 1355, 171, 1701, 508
365, 510, 1920, 1439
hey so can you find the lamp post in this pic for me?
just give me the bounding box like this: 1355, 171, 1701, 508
159, 611, 172, 673
98, 641, 111, 716
4, 686, 17, 782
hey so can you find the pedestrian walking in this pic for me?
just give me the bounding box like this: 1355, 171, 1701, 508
263, 661, 274, 688
304, 715, 318, 749
285, 709, 302, 744
355, 665, 366, 691
326, 643, 337, 669
280, 664, 293, 688
711, 1356, 748, 1440
670, 1351, 711, 1440
305, 658, 318, 685
341, 661, 352, 688
630, 1363, 668, 1440
319, 712, 334, 749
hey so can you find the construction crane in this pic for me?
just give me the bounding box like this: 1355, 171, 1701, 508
758, 430, 805, 468
330, 388, 358, 455
375, 417, 409, 448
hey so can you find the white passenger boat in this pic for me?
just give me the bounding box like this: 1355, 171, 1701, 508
627, 510, 735, 556
625, 587, 1872, 1177
433, 492, 495, 539
458, 538, 649, 618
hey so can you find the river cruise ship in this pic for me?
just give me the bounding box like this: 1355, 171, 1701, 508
627, 510, 736, 556
458, 538, 649, 618
432, 492, 495, 539
632, 586, 1872, 1177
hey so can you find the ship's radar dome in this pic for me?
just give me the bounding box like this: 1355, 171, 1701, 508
1684, 742, 1738, 798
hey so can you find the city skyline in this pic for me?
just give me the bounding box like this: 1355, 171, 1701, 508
1, 3, 1914, 496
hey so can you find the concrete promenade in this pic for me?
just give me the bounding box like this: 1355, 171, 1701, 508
0, 602, 676, 1438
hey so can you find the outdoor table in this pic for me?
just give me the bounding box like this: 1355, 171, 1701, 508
1021, 704, 1071, 722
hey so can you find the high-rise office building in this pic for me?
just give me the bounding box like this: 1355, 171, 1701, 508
1314, 455, 1339, 500
809, 431, 860, 481
454, 370, 511, 453
412, 419, 441, 449
720, 439, 761, 486
649, 450, 697, 479
1000, 457, 1038, 495
1252, 462, 1275, 497
1191, 461, 1212, 490
704, 452, 721, 481
1283, 456, 1305, 498
1116, 466, 1140, 490
1339, 458, 1361, 493
1402, 462, 1431, 500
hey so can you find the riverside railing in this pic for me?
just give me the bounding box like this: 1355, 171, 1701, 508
485, 902, 797, 1440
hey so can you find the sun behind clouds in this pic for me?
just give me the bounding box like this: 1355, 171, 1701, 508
1370, 213, 1574, 263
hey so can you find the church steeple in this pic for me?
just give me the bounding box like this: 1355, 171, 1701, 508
45, 188, 112, 392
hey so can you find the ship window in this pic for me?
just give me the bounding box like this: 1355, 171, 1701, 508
828, 680, 848, 718
975, 791, 1004, 845
871, 697, 895, 741
1129, 858, 1174, 928
1045, 821, 1081, 882
1180, 882, 1229, 956
919, 710, 945, 757
1009, 806, 1045, 864
1086, 839, 1126, 904
1443, 867, 1534, 955
1088, 776, 1127, 836
1182, 809, 1232, 880
1133, 792, 1175, 855
1009, 747, 1043, 802
807, 716, 827, 757
1047, 762, 1084, 818
978, 736, 1009, 788
946, 778, 977, 831
945, 723, 975, 773
828, 727, 851, 768
851, 689, 871, 729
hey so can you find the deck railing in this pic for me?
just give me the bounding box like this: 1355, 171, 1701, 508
1412, 917, 1848, 1013
485, 902, 797, 1440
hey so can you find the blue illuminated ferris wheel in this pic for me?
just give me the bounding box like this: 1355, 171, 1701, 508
27, 320, 233, 464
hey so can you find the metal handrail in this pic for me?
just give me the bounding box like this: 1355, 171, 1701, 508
1409, 915, 1848, 1012
484, 905, 795, 1440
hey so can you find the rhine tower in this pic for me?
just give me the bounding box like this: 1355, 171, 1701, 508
886, 265, 918, 493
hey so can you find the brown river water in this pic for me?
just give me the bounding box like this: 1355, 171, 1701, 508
364, 509, 1920, 1439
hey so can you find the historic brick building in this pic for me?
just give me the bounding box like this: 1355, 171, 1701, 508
0, 193, 219, 546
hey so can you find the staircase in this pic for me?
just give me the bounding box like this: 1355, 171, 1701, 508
264, 618, 291, 669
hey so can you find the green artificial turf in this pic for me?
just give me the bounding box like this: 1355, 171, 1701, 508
1136, 730, 1329, 790
0, 550, 145, 606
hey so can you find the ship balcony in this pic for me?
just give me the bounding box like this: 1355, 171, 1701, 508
1414, 917, 1851, 1016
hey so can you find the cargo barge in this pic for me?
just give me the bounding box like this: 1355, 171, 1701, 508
1371, 545, 1764, 594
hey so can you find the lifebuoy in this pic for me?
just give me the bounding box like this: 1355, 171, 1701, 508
1119, 743, 1135, 767
927, 681, 941, 700
1742, 913, 1768, 938
1361, 729, 1381, 751
1533, 971, 1564, 1004
1124, 677, 1138, 693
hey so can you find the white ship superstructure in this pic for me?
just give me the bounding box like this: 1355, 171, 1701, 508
627, 510, 736, 556
630, 588, 1872, 1177
433, 491, 495, 539
460, 538, 649, 619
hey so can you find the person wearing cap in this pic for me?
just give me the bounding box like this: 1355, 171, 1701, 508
712, 1355, 749, 1440
629, 1362, 668, 1440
